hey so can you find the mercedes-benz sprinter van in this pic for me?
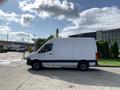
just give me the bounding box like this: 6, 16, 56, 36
27, 38, 98, 71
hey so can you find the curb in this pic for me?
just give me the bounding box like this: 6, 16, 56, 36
97, 65, 120, 68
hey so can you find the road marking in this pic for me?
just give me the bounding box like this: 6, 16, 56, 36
0, 61, 10, 65
0, 60, 24, 62
0, 60, 25, 65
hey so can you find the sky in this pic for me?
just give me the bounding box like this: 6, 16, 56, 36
1, 0, 120, 43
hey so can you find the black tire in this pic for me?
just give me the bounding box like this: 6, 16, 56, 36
78, 61, 89, 71
32, 61, 43, 70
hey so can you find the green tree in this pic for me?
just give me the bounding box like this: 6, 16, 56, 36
47, 35, 54, 40
36, 38, 46, 50
96, 40, 110, 58
103, 41, 110, 58
36, 35, 54, 50
110, 42, 119, 58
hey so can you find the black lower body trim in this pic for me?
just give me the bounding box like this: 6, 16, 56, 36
27, 59, 97, 66
36, 60, 97, 63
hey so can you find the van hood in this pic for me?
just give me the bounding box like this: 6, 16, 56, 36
27, 51, 37, 58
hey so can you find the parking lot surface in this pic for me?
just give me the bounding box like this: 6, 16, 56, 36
0, 60, 120, 90
0, 52, 120, 90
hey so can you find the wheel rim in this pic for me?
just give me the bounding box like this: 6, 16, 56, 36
33, 63, 39, 69
80, 64, 87, 70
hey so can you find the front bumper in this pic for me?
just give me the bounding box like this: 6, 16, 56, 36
26, 58, 32, 66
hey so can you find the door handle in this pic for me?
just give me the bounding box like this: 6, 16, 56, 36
49, 53, 52, 55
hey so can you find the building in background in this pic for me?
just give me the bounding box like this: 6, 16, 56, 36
70, 32, 96, 39
69, 28, 120, 47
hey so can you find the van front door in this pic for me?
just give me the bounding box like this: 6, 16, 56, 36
37, 43, 53, 60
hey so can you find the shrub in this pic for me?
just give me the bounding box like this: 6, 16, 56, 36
110, 42, 119, 58
96, 40, 110, 58
103, 41, 110, 58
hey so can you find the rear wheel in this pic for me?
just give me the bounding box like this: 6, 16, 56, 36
32, 61, 43, 70
78, 61, 89, 71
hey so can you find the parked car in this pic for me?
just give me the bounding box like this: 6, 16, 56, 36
16, 46, 27, 52
26, 38, 98, 71
0, 44, 7, 53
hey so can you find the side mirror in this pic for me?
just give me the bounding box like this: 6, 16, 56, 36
38, 50, 41, 53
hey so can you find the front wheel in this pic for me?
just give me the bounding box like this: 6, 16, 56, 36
32, 61, 43, 70
78, 62, 89, 71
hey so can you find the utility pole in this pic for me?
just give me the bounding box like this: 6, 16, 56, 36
28, 28, 29, 43
6, 31, 8, 41
22, 37, 25, 42
34, 34, 36, 51
27, 26, 30, 52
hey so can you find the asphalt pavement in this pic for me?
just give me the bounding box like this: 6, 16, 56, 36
0, 60, 120, 90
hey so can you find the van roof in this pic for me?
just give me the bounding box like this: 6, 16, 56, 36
47, 37, 95, 43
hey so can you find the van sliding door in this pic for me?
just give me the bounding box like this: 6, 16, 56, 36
53, 39, 73, 60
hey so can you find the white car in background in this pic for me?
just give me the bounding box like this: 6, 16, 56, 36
16, 46, 26, 52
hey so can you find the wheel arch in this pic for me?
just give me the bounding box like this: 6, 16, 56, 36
77, 60, 89, 67
31, 59, 40, 63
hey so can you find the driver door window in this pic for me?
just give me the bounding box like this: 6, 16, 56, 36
39, 43, 53, 53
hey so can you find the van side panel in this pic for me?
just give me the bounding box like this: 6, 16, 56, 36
53, 39, 73, 60
73, 38, 96, 60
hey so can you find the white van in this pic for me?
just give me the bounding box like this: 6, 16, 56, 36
27, 38, 98, 71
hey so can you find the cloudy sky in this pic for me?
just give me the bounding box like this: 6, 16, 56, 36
0, 0, 120, 42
